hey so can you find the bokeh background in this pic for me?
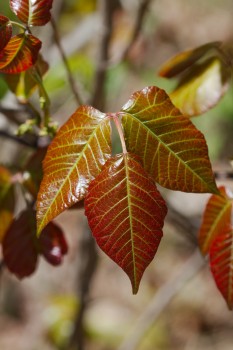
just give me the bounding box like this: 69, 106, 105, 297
0, 0, 233, 349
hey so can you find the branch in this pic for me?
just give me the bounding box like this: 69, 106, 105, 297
50, 17, 84, 106
0, 130, 38, 149
91, 0, 120, 110
117, 249, 205, 350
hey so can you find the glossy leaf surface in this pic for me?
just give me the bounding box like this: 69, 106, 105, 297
39, 222, 68, 266
198, 186, 232, 255
4, 55, 48, 102
85, 153, 167, 294
0, 167, 15, 242
3, 210, 38, 278
10, 0, 53, 26
170, 58, 229, 117
0, 15, 12, 51
210, 230, 233, 310
0, 33, 41, 74
121, 86, 218, 194
159, 41, 221, 78
3, 209, 68, 278
37, 106, 111, 234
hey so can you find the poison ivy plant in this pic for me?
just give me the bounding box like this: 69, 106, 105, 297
1, 0, 233, 310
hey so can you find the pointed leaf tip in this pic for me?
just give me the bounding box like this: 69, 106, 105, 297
121, 86, 218, 194
37, 105, 111, 234
85, 153, 167, 293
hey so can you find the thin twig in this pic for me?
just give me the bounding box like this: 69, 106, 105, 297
50, 17, 84, 106
0, 130, 38, 149
117, 249, 205, 350
68, 226, 98, 350
91, 0, 120, 110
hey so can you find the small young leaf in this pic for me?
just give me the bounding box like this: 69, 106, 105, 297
210, 230, 233, 310
0, 15, 12, 51
159, 41, 221, 78
121, 86, 218, 194
170, 58, 229, 117
4, 55, 48, 102
10, 0, 53, 26
85, 153, 167, 294
39, 222, 68, 266
2, 210, 38, 278
0, 166, 15, 242
37, 106, 111, 234
198, 186, 232, 255
3, 209, 68, 279
0, 33, 41, 74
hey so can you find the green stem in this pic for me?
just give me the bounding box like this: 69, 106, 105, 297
10, 20, 26, 31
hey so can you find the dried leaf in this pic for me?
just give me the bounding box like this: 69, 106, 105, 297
0, 15, 12, 51
37, 106, 111, 234
85, 153, 167, 294
10, 0, 53, 26
0, 33, 41, 74
198, 186, 232, 255
121, 86, 218, 194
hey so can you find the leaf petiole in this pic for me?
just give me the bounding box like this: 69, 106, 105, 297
112, 113, 127, 154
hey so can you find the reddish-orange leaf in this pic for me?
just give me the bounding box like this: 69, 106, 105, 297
0, 15, 12, 51
0, 166, 15, 242
37, 106, 111, 234
198, 186, 232, 255
10, 0, 53, 26
121, 86, 218, 194
159, 41, 221, 78
0, 33, 41, 74
85, 153, 167, 294
4, 55, 48, 102
210, 230, 233, 310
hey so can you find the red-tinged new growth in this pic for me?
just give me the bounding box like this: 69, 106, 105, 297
0, 15, 12, 51
198, 186, 233, 255
210, 230, 233, 310
85, 153, 167, 294
10, 0, 53, 26
0, 33, 41, 74
37, 106, 112, 234
121, 86, 218, 194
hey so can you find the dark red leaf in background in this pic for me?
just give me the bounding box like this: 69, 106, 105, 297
0, 15, 12, 51
10, 0, 53, 26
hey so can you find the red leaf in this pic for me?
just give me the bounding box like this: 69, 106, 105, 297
2, 210, 38, 278
39, 222, 68, 266
0, 166, 15, 242
0, 15, 12, 51
121, 86, 218, 194
10, 0, 53, 26
85, 153, 167, 294
198, 186, 232, 255
0, 33, 41, 74
210, 230, 233, 310
37, 106, 111, 234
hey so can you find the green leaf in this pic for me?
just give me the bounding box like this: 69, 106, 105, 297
10, 0, 53, 26
85, 153, 167, 294
4, 55, 48, 102
0, 166, 15, 242
159, 41, 221, 78
198, 186, 232, 255
37, 106, 112, 234
0, 33, 41, 74
121, 86, 218, 194
170, 58, 230, 117
0, 15, 12, 51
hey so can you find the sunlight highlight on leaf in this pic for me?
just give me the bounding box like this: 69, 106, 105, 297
10, 0, 53, 26
85, 153, 167, 294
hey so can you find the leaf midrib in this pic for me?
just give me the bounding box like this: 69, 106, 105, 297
123, 111, 217, 193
